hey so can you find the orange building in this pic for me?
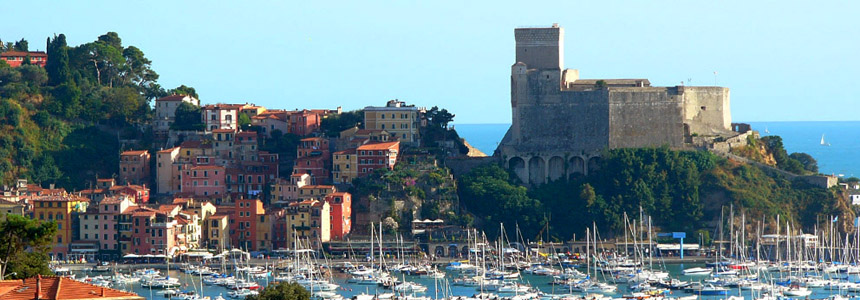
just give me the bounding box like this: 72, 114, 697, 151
0, 51, 47, 67
31, 195, 89, 260
120, 150, 150, 185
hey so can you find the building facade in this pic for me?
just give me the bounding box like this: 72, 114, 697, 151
364, 100, 422, 146
119, 150, 150, 186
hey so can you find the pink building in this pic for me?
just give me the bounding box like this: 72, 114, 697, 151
129, 209, 177, 255
79, 196, 137, 260
252, 111, 289, 137
120, 150, 150, 185
180, 165, 227, 197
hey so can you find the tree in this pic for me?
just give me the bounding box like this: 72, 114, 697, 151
121, 46, 159, 89
245, 281, 310, 300
46, 34, 72, 86
320, 110, 363, 137
13, 39, 28, 52
172, 102, 204, 131
426, 106, 455, 129
97, 32, 122, 50
169, 85, 199, 99
0, 215, 57, 280
239, 113, 252, 130
789, 152, 818, 173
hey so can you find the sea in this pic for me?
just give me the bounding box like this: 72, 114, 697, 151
454, 122, 860, 178
77, 263, 858, 300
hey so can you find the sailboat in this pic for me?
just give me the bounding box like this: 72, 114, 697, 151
821, 134, 831, 146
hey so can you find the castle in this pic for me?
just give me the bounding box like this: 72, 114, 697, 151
496, 24, 740, 185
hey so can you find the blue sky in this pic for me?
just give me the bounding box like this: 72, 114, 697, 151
2, 1, 858, 124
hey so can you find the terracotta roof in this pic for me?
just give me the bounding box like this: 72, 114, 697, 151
301, 185, 335, 190
100, 197, 127, 204
31, 195, 87, 202
178, 140, 204, 148
132, 210, 156, 217
120, 150, 147, 156
158, 204, 180, 214
202, 104, 245, 110
96, 179, 114, 183
357, 141, 400, 151
211, 129, 236, 133
0, 276, 143, 300
329, 192, 350, 197
157, 147, 180, 154
0, 51, 48, 57
300, 137, 325, 142
191, 165, 223, 170
334, 149, 356, 155
155, 94, 195, 102
0, 199, 21, 206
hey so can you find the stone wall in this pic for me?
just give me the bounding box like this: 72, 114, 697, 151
682, 86, 731, 136
608, 87, 685, 149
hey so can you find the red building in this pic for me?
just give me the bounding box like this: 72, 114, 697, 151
128, 209, 177, 255
0, 51, 47, 67
231, 199, 265, 251
325, 192, 352, 240
293, 137, 331, 184
356, 141, 400, 177
287, 110, 321, 136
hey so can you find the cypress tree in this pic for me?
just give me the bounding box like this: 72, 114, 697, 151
46, 34, 71, 86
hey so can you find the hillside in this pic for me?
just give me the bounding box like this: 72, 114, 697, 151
0, 33, 195, 190
457, 146, 851, 241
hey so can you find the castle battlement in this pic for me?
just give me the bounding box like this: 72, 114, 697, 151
497, 24, 733, 185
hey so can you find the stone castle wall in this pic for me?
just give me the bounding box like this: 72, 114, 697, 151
497, 25, 733, 185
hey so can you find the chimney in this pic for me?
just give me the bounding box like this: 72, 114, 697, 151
35, 275, 41, 300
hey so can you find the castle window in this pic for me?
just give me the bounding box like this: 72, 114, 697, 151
701, 106, 707, 110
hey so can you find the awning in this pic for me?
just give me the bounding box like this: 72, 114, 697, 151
123, 254, 140, 258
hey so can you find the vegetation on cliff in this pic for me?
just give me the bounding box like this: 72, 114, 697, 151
459, 146, 848, 241
0, 33, 197, 189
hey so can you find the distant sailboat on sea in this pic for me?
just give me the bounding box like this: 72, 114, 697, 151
764, 126, 770, 134
821, 134, 830, 146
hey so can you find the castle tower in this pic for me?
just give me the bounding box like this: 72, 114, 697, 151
514, 24, 563, 70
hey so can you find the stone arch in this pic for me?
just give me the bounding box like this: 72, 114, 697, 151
547, 156, 565, 182
508, 157, 527, 184
528, 156, 546, 185
568, 156, 585, 177
434, 246, 445, 257
448, 245, 459, 258
588, 156, 601, 174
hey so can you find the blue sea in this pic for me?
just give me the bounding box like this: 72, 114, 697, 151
454, 122, 860, 177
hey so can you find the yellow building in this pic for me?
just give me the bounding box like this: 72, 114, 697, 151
363, 100, 423, 146
256, 213, 272, 251
156, 147, 181, 194
286, 199, 330, 249
205, 213, 230, 251
31, 195, 89, 260
297, 185, 336, 201
0, 199, 24, 221
332, 149, 357, 184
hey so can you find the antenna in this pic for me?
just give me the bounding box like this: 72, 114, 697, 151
713, 71, 718, 86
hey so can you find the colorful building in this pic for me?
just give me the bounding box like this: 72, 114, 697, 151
31, 195, 89, 260
119, 150, 150, 186
156, 147, 181, 194
78, 196, 137, 260
293, 137, 331, 184
325, 192, 352, 240
251, 110, 289, 137
332, 149, 357, 184
0, 51, 47, 67
287, 109, 321, 136
364, 100, 423, 146
356, 141, 400, 177
270, 174, 310, 205
231, 199, 267, 251
205, 213, 230, 251
180, 165, 226, 198
202, 104, 246, 131
285, 199, 329, 249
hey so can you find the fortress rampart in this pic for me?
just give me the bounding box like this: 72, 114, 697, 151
497, 24, 736, 185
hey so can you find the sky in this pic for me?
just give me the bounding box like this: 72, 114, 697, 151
2, 1, 858, 124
